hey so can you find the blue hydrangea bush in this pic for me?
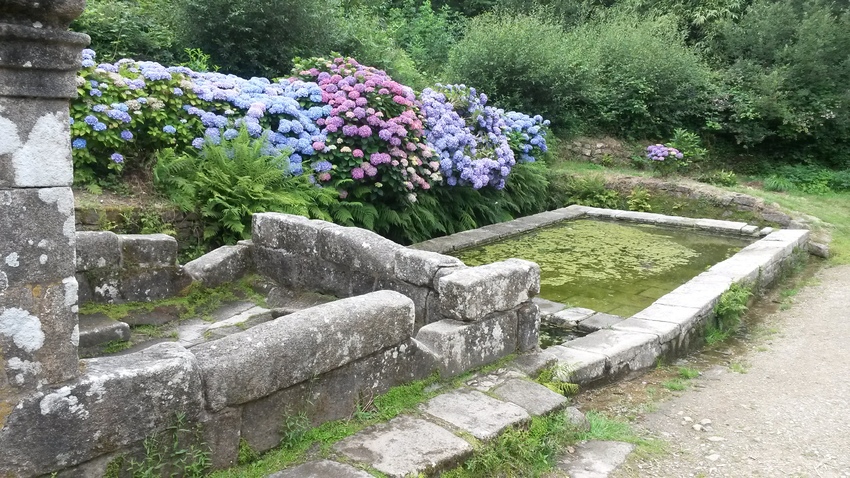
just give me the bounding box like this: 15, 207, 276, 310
421, 84, 549, 190
71, 49, 330, 183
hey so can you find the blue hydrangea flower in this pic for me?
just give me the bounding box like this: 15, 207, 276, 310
93, 122, 107, 132
72, 138, 87, 149
84, 115, 98, 126
120, 130, 133, 140
110, 152, 124, 163
163, 125, 177, 134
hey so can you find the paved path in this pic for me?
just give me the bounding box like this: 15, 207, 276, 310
613, 264, 850, 478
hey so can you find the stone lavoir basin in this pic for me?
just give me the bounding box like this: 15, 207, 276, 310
454, 219, 751, 318
413, 204, 810, 355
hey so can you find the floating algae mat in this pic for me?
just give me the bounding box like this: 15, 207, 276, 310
455, 219, 751, 317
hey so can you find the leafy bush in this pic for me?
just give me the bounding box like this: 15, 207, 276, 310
762, 174, 794, 192
627, 187, 652, 212
766, 164, 850, 195
153, 130, 340, 245
71, 0, 178, 64
708, 0, 850, 165
563, 12, 717, 138
445, 12, 588, 132
548, 172, 621, 209
646, 144, 686, 176
384, 0, 465, 76
328, 8, 428, 89
173, 0, 338, 78
697, 169, 738, 186
713, 283, 751, 331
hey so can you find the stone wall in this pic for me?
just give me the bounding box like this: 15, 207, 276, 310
75, 231, 190, 303
251, 213, 540, 338
565, 137, 634, 164
605, 175, 831, 256
75, 205, 204, 252
0, 291, 432, 475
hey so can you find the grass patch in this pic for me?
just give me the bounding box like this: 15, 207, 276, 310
79, 275, 266, 322
678, 367, 700, 379
729, 362, 748, 374
208, 374, 443, 477
100, 340, 132, 354
661, 379, 687, 391
735, 188, 850, 264
442, 412, 578, 478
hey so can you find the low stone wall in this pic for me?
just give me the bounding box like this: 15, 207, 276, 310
75, 205, 204, 252
251, 213, 540, 337
75, 231, 190, 303
0, 291, 436, 475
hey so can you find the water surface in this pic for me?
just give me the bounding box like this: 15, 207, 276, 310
455, 219, 751, 317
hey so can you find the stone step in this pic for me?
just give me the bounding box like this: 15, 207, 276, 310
333, 415, 473, 478
269, 368, 572, 477
78, 313, 131, 349
267, 460, 373, 478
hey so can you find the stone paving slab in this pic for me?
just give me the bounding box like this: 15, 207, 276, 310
577, 313, 625, 332
267, 460, 373, 478
492, 378, 568, 416
534, 297, 569, 316
333, 415, 473, 478
540, 345, 607, 384
631, 303, 703, 327
611, 317, 681, 345
421, 389, 530, 440
552, 441, 635, 478
563, 329, 660, 376
548, 307, 596, 327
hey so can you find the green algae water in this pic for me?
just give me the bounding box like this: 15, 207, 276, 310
455, 219, 751, 317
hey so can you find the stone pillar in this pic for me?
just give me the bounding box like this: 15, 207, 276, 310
0, 2, 89, 398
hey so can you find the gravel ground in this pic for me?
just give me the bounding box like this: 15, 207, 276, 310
612, 264, 850, 478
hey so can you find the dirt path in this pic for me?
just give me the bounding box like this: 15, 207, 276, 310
611, 264, 850, 478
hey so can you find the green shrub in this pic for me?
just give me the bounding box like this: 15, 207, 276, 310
708, 0, 850, 165
548, 172, 621, 209
385, 0, 465, 77
445, 12, 588, 132
71, 0, 178, 64
627, 187, 653, 212
697, 169, 738, 186
174, 0, 339, 78
328, 9, 428, 89
763, 174, 794, 192
563, 12, 717, 138
153, 130, 341, 245
713, 282, 752, 331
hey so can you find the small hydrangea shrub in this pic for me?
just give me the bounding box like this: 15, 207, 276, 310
293, 56, 442, 204
645, 143, 685, 176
